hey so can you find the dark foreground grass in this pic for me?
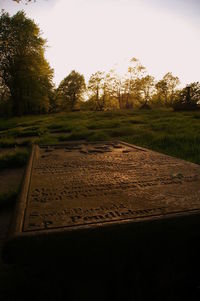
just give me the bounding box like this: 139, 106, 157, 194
0, 149, 29, 170
0, 190, 18, 209
1, 109, 200, 164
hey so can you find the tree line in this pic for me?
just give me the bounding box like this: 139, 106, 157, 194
0, 11, 199, 116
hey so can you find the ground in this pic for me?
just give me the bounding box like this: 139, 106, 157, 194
1, 108, 200, 202
0, 108, 200, 300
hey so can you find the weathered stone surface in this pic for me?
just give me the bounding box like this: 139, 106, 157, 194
3, 141, 200, 263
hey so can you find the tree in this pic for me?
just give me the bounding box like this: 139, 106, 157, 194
155, 72, 180, 106
0, 77, 11, 116
104, 69, 123, 109
183, 82, 200, 104
56, 70, 86, 111
0, 11, 53, 116
88, 71, 105, 111
138, 75, 155, 105
173, 82, 200, 111
155, 79, 168, 105
123, 57, 146, 108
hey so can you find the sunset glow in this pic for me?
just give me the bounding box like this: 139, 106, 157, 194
2, 0, 200, 86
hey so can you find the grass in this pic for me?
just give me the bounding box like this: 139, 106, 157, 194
0, 108, 200, 208
0, 190, 18, 209
0, 138, 17, 148
0, 149, 29, 170
0, 109, 200, 164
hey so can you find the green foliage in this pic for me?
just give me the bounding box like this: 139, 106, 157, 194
0, 11, 54, 116
56, 70, 86, 111
154, 72, 180, 106
88, 71, 107, 111
138, 75, 155, 105
85, 60, 181, 110
173, 82, 200, 111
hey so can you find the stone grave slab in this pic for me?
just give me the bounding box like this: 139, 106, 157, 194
3, 141, 200, 263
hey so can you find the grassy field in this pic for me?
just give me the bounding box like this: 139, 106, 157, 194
1, 109, 200, 160
0, 108, 200, 205
1, 109, 200, 162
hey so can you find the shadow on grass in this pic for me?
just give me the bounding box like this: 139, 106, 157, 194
0, 190, 18, 210
0, 150, 29, 171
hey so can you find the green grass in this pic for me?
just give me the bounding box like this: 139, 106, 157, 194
0, 149, 29, 170
1, 109, 200, 164
0, 138, 17, 148
0, 138, 32, 148
88, 131, 110, 141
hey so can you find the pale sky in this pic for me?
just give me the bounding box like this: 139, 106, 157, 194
1, 0, 200, 87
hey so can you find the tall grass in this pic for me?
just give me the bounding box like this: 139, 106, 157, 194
1, 109, 200, 164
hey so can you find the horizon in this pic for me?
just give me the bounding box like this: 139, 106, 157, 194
1, 0, 200, 87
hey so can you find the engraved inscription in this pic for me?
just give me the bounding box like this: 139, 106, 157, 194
22, 142, 200, 232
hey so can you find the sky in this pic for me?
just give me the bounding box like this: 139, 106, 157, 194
1, 0, 200, 87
